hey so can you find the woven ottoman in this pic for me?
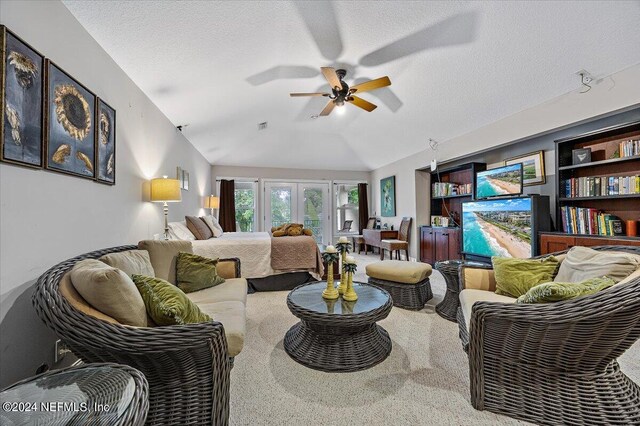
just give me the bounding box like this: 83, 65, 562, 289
365, 260, 433, 310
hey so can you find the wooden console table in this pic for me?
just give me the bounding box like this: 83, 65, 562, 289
363, 229, 398, 259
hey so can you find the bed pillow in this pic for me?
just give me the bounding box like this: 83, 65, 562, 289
516, 276, 615, 304
70, 259, 147, 327
100, 250, 155, 277
201, 215, 224, 237
167, 221, 196, 241
492, 256, 560, 298
554, 246, 638, 283
176, 252, 225, 293
185, 216, 213, 240
132, 274, 212, 325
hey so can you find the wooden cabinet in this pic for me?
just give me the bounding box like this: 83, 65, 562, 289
540, 232, 640, 255
420, 226, 461, 264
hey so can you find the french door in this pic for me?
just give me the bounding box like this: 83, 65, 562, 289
264, 182, 330, 244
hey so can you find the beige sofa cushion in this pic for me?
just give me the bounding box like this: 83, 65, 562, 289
70, 259, 147, 327
60, 273, 120, 324
554, 247, 639, 283
459, 289, 515, 332
100, 250, 155, 277
366, 260, 432, 284
461, 267, 497, 291
138, 240, 192, 284
186, 278, 248, 305
196, 301, 246, 357
614, 267, 640, 287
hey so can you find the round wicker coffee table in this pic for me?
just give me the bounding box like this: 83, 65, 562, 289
284, 281, 393, 372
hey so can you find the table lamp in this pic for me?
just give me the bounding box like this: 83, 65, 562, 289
150, 176, 182, 240
205, 195, 219, 216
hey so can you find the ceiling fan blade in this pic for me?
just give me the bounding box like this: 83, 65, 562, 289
348, 96, 377, 112
319, 100, 336, 116
349, 76, 391, 94
321, 67, 342, 90
359, 11, 478, 67
352, 77, 403, 112
290, 92, 330, 97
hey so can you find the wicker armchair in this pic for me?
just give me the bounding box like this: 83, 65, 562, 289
32, 246, 232, 425
457, 246, 640, 425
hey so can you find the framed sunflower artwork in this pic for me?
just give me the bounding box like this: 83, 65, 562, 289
44, 60, 96, 179
96, 98, 116, 184
0, 26, 45, 168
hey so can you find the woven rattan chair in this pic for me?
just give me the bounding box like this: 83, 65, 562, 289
352, 217, 376, 254
380, 217, 411, 260
457, 245, 640, 425
32, 245, 232, 425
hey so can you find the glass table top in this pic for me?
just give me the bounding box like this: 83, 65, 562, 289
0, 366, 136, 426
289, 282, 389, 315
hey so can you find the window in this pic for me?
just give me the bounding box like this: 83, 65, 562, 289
335, 183, 360, 234
234, 181, 257, 232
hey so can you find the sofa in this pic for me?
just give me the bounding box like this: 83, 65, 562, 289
32, 240, 248, 425
457, 245, 640, 425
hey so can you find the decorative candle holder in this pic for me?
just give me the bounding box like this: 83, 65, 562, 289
343, 258, 358, 302
336, 239, 351, 295
321, 247, 340, 300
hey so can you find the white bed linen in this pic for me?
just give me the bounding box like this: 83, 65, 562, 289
192, 232, 275, 278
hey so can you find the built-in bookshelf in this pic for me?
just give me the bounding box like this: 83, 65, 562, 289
554, 120, 640, 238
430, 162, 485, 226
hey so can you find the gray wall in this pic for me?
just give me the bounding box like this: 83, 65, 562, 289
0, 1, 212, 387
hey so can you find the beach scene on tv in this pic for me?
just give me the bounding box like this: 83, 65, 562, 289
476, 164, 522, 199
463, 198, 532, 258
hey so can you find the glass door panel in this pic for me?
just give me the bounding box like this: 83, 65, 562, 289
265, 183, 296, 232
299, 184, 329, 244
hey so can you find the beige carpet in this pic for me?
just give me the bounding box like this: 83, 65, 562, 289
230, 252, 640, 425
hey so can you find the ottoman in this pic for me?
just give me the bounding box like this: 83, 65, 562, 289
365, 260, 433, 310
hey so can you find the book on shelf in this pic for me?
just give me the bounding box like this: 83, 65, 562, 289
619, 138, 640, 158
560, 206, 625, 236
431, 182, 472, 197
563, 174, 640, 197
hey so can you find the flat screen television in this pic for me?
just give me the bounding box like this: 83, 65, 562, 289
462, 195, 550, 259
475, 163, 523, 199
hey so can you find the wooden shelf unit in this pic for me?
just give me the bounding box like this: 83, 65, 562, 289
429, 162, 486, 227
553, 120, 640, 242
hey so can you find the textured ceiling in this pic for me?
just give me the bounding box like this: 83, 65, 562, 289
63, 0, 640, 171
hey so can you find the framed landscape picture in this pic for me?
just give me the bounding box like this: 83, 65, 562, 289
504, 150, 546, 186
0, 26, 45, 168
45, 60, 96, 179
96, 98, 115, 184
380, 175, 396, 217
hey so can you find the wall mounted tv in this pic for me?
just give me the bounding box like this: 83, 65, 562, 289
476, 163, 523, 199
462, 195, 550, 259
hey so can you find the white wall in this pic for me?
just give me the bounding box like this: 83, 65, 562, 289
0, 1, 212, 386
372, 64, 640, 260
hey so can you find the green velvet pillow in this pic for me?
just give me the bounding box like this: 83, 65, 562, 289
176, 252, 225, 293
516, 276, 615, 304
131, 274, 212, 325
492, 256, 560, 298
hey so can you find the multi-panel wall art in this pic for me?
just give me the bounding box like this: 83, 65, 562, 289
0, 25, 116, 185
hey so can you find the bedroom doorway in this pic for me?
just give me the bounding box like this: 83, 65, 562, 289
264, 182, 330, 244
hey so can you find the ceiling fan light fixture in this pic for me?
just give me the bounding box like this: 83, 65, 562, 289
336, 105, 346, 115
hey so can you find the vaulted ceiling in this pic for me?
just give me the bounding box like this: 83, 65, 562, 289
63, 1, 640, 171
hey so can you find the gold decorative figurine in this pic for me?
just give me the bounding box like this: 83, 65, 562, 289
343, 256, 358, 302
336, 237, 351, 295
321, 246, 340, 300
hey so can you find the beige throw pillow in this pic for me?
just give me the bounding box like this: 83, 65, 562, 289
70, 259, 147, 327
186, 216, 213, 240
138, 239, 192, 284
201, 215, 224, 237
100, 250, 155, 277
167, 221, 196, 241
554, 246, 639, 283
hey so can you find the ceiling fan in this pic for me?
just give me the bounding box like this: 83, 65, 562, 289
290, 67, 391, 116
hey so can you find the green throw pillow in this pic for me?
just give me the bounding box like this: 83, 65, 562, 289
492, 256, 559, 298
131, 274, 212, 325
516, 276, 615, 304
176, 252, 225, 293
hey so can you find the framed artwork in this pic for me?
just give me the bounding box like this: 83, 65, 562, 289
380, 175, 396, 217
45, 60, 96, 179
96, 98, 115, 184
504, 150, 546, 186
0, 26, 45, 168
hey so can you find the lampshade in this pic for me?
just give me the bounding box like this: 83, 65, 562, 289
205, 195, 220, 209
150, 177, 182, 202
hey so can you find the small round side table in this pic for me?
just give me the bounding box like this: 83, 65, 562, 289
0, 363, 149, 426
434, 260, 464, 322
